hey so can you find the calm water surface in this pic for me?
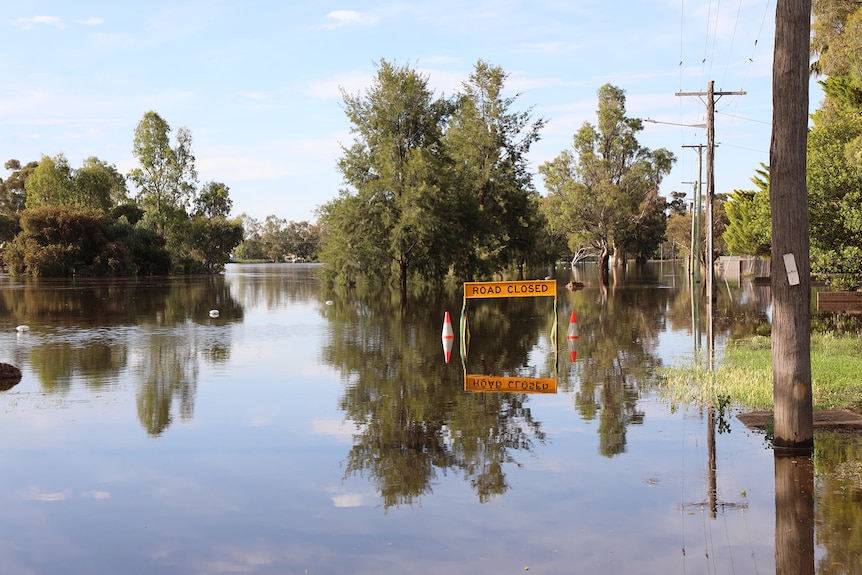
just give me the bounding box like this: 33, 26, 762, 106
0, 263, 859, 574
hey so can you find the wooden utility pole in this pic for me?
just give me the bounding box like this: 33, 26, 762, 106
682, 145, 706, 284
676, 83, 745, 305
770, 0, 813, 451
677, 84, 744, 370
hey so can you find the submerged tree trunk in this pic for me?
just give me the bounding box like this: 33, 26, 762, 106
399, 259, 408, 308
598, 245, 610, 285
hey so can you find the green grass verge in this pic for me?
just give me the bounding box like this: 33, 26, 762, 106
657, 333, 862, 411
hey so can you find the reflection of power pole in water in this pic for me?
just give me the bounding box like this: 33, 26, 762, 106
683, 408, 747, 520
690, 275, 701, 364
707, 407, 717, 518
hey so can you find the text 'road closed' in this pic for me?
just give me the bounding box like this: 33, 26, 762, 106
464, 375, 558, 394
464, 280, 556, 299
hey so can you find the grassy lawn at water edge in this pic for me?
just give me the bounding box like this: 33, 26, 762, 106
656, 333, 862, 412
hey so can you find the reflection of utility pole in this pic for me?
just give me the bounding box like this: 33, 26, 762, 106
683, 409, 747, 518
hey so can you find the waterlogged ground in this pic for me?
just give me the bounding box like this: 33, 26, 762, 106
0, 263, 859, 574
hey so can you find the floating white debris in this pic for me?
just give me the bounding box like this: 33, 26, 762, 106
325, 300, 334, 306
15, 325, 29, 333
209, 310, 220, 318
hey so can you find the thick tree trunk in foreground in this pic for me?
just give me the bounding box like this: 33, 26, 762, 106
770, 0, 813, 450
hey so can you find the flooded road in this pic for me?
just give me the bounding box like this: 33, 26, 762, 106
0, 263, 859, 574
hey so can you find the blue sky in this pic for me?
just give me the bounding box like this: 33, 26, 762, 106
1, 0, 816, 223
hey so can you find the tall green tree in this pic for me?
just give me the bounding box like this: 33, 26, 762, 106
1, 159, 36, 214
540, 84, 675, 282
75, 157, 128, 210
188, 216, 244, 272
129, 111, 198, 236
320, 59, 454, 300
25, 154, 125, 212
809, 0, 862, 288
194, 181, 233, 219
25, 154, 75, 209
446, 60, 547, 279
723, 164, 772, 256
811, 0, 862, 80
190, 180, 242, 272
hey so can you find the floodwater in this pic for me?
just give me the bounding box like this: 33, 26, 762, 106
0, 263, 859, 575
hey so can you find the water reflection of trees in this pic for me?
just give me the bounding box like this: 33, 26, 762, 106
0, 275, 242, 435
226, 263, 321, 310
812, 433, 862, 574
558, 270, 668, 457
322, 284, 546, 508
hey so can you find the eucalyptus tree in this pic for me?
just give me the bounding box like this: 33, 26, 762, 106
194, 181, 233, 219
446, 60, 547, 280
1, 159, 35, 214
540, 84, 675, 282
25, 154, 125, 212
320, 59, 455, 300
129, 111, 198, 237
76, 157, 129, 209
24, 154, 75, 209
189, 181, 243, 272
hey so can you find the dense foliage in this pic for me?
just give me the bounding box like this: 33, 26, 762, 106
235, 214, 320, 262
713, 2, 862, 289
807, 1, 862, 289
723, 164, 772, 257
2, 206, 170, 276
539, 84, 676, 282
0, 112, 243, 277
317, 60, 551, 298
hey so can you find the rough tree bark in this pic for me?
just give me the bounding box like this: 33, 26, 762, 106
770, 0, 813, 450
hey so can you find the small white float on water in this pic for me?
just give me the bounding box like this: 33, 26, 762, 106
15, 325, 29, 333
209, 310, 220, 318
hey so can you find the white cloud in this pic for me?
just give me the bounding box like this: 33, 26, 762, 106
331, 492, 368, 507
311, 417, 359, 442
11, 16, 64, 30
322, 10, 377, 30
307, 72, 373, 98
75, 17, 105, 26
19, 486, 69, 502
82, 489, 111, 500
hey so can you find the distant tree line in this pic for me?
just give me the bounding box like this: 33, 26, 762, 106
233, 215, 321, 263
0, 111, 244, 276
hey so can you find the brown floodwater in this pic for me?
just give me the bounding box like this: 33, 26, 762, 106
0, 262, 859, 574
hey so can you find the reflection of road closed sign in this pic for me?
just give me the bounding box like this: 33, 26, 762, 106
465, 375, 557, 394
464, 280, 556, 299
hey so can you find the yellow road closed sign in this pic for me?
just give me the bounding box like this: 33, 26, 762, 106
464, 280, 556, 299
465, 375, 558, 394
